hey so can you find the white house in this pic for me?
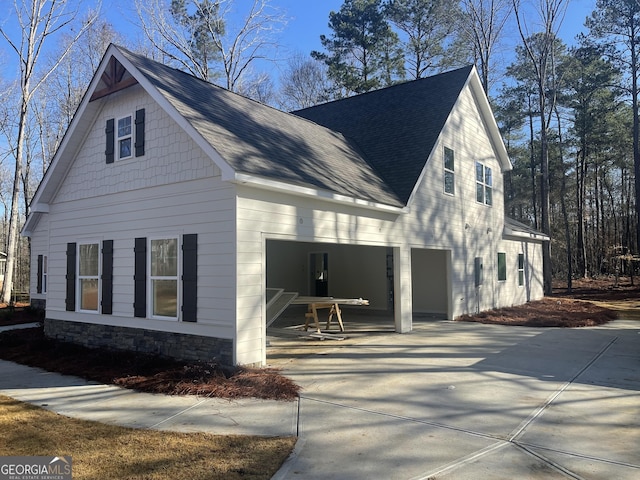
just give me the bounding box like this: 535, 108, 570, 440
23, 44, 548, 366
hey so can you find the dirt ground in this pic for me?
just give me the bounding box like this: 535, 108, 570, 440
0, 276, 637, 400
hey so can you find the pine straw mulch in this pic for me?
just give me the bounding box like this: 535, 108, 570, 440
0, 303, 41, 326
456, 297, 619, 327
0, 325, 300, 401
456, 277, 639, 327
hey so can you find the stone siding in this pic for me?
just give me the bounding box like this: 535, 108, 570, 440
44, 318, 233, 365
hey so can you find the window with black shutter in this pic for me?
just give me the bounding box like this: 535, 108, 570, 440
135, 108, 145, 157
182, 234, 198, 322
105, 119, 115, 164
37, 255, 43, 294
102, 240, 113, 315
66, 243, 76, 311
134, 237, 147, 317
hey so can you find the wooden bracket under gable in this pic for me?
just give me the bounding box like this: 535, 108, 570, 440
90, 56, 138, 101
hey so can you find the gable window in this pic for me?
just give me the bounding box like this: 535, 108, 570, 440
497, 252, 506, 282
106, 109, 145, 164
476, 161, 493, 205
518, 253, 525, 286
444, 147, 455, 195
117, 115, 132, 160
78, 243, 100, 311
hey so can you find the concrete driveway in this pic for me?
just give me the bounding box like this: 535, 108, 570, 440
272, 318, 640, 479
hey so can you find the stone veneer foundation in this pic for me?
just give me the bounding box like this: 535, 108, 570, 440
44, 318, 233, 366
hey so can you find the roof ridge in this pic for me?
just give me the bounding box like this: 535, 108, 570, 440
293, 65, 474, 114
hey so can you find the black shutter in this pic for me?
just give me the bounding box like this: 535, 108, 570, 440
101, 240, 113, 315
66, 243, 76, 311
134, 237, 147, 317
36, 255, 43, 294
105, 118, 115, 164
134, 109, 145, 157
182, 234, 198, 322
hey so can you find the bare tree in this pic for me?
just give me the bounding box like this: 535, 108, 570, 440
459, 0, 513, 94
278, 53, 332, 110
512, 0, 569, 295
0, 0, 98, 303
135, 0, 286, 92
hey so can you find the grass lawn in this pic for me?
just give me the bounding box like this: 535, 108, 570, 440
0, 395, 295, 479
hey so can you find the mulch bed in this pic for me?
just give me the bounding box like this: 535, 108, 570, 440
0, 305, 42, 326
0, 325, 300, 401
456, 296, 618, 327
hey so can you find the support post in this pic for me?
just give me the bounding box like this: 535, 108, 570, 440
393, 246, 412, 333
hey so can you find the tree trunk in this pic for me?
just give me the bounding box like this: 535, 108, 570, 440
576, 147, 587, 277
538, 79, 552, 295
528, 96, 538, 229
2, 101, 26, 303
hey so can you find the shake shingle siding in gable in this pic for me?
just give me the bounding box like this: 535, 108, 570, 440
117, 48, 402, 208
293, 66, 474, 204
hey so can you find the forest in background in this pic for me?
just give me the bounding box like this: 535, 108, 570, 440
0, 0, 637, 300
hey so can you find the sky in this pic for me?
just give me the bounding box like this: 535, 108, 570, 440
98, 0, 597, 84
0, 0, 599, 90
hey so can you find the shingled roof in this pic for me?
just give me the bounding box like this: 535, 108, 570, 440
293, 66, 474, 204
117, 47, 403, 208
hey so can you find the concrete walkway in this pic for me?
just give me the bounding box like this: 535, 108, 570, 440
1, 319, 639, 479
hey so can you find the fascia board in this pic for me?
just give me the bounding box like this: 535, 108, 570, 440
26, 46, 119, 211
503, 226, 550, 242
232, 173, 407, 214
467, 68, 513, 173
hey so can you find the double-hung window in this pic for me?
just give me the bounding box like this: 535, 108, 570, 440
444, 147, 455, 195
476, 161, 493, 205
134, 234, 197, 322
150, 238, 179, 319
106, 109, 145, 164
117, 115, 132, 160
66, 241, 113, 314
497, 252, 507, 282
518, 253, 525, 286
42, 256, 47, 293
78, 243, 100, 311
37, 255, 48, 294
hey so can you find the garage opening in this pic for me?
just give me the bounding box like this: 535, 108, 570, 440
411, 248, 451, 320
266, 240, 396, 349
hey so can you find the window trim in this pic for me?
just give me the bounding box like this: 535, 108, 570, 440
116, 114, 133, 160
148, 236, 181, 321
77, 241, 101, 313
443, 146, 455, 195
475, 161, 493, 206
497, 252, 507, 282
